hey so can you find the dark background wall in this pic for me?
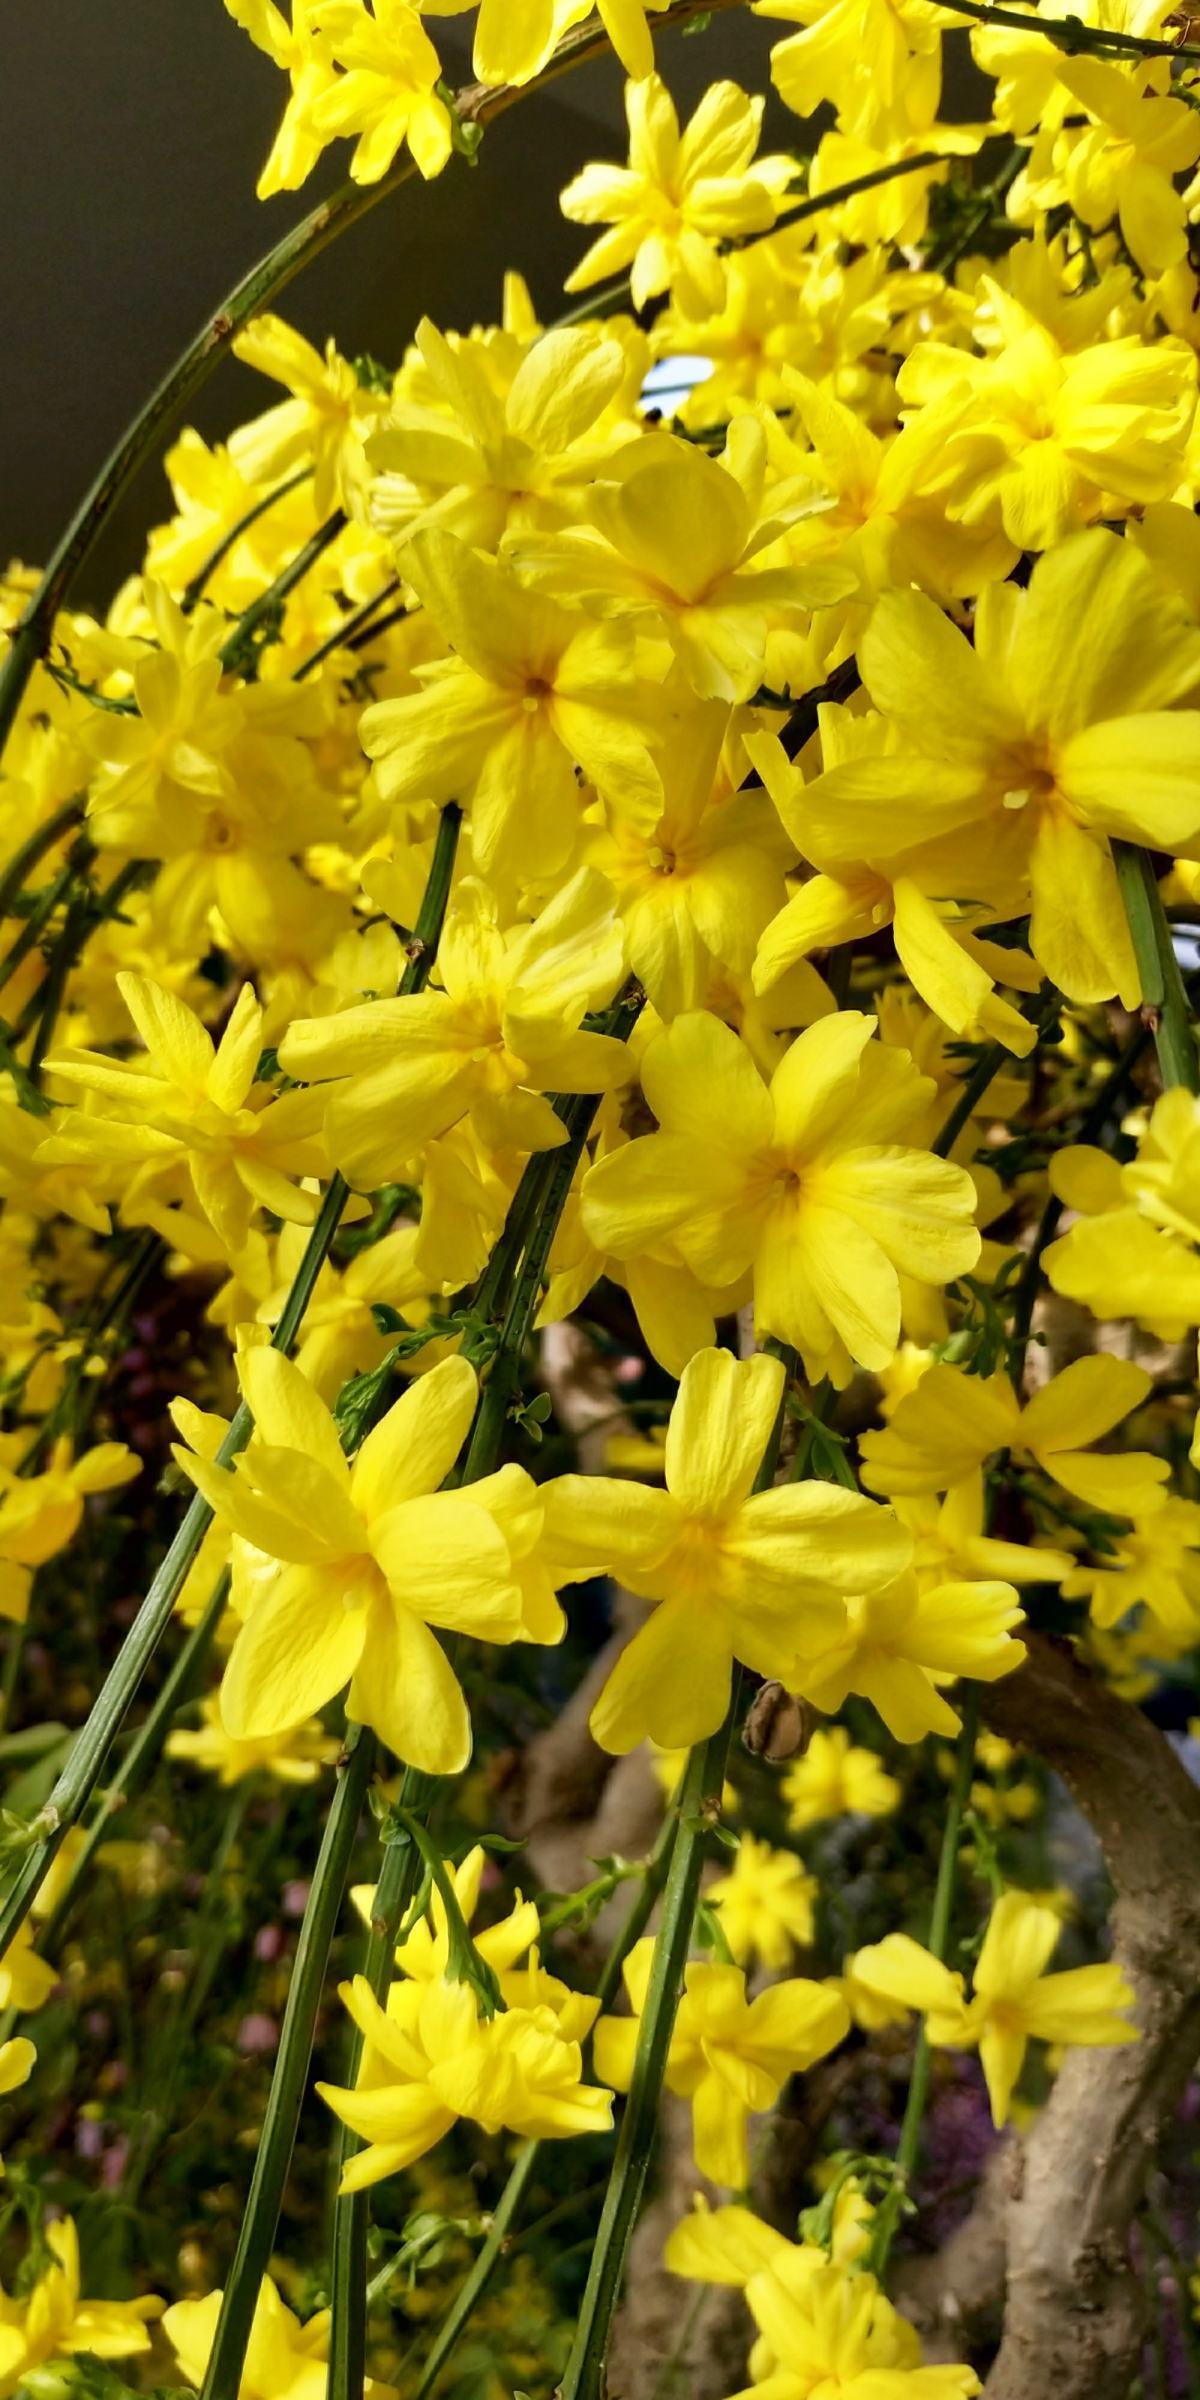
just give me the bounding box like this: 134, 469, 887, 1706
2, 5, 783, 607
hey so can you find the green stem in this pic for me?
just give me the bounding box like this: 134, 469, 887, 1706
0, 841, 92, 999
293, 575, 401, 681
327, 1828, 418, 2400
410, 2143, 540, 2400
218, 508, 347, 675
18, 1568, 230, 1975
180, 467, 312, 613
0, 808, 460, 1950
0, 0, 738, 766
866, 1684, 981, 2277
198, 1726, 376, 2400
557, 1731, 732, 2400
460, 990, 642, 1480
924, 140, 1023, 274
943, 0, 1200, 56
0, 797, 83, 923
1113, 843, 1199, 1094
556, 1354, 795, 2400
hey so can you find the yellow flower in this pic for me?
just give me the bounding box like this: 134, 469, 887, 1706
560, 75, 796, 317
460, 0, 675, 83
756, 0, 954, 141
0, 1091, 112, 1235
748, 719, 1043, 1060
278, 869, 627, 1189
230, 313, 387, 514
306, 0, 454, 182
252, 1219, 440, 1403
665, 2188, 872, 2287
860, 1355, 1167, 1517
173, 1350, 536, 1775
166, 1691, 341, 1785
0, 2038, 35, 2177
1062, 1497, 1200, 1639
0, 1437, 140, 1629
428, 0, 569, 87
319, 1967, 613, 2191
580, 1011, 980, 1379
596, 1936, 848, 2186
795, 1567, 1025, 1742
511, 419, 851, 704
41, 975, 329, 1253
801, 530, 1200, 1007
587, 703, 801, 1017
853, 1888, 1138, 2126
164, 2271, 396, 2399
736, 2249, 980, 2396
367, 314, 630, 556
899, 292, 1196, 550
1058, 57, 1200, 278
358, 530, 664, 880
542, 1346, 910, 1752
707, 1832, 818, 1970
1045, 1088, 1200, 1337
895, 1472, 1074, 1591
224, 1, 339, 198
782, 1725, 901, 1830
0, 2218, 162, 2399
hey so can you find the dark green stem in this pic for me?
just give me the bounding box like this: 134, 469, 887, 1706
409, 1807, 681, 2400
556, 1352, 794, 2400
218, 509, 346, 674
1113, 843, 1199, 1094
198, 1727, 376, 2400
944, 0, 1200, 58
180, 467, 312, 613
293, 575, 401, 681
866, 1683, 981, 2276
327, 1829, 418, 2400
0, 797, 83, 923
556, 1730, 733, 2400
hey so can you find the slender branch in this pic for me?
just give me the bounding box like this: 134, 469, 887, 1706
0, 806, 460, 1950
459, 989, 643, 1480
198, 1726, 377, 2400
327, 1827, 418, 2400
14, 1568, 230, 1976
0, 797, 83, 923
942, 0, 1200, 59
409, 1808, 681, 2400
866, 1685, 981, 2276
180, 467, 312, 613
1113, 843, 1199, 1094
0, 0, 744, 764
292, 575, 401, 681
556, 1353, 795, 2400
557, 1733, 734, 2400
217, 507, 347, 675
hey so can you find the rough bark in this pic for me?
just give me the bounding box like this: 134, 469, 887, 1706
975, 1633, 1200, 2400
895, 2137, 1016, 2361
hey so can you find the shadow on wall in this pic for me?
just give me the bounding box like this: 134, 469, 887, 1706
1, 5, 785, 603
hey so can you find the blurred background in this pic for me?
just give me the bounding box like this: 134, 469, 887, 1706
1, 5, 784, 603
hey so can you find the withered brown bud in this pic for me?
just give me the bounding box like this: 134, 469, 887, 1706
741, 1681, 810, 1762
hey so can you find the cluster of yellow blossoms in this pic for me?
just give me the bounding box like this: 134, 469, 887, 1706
9, 0, 1200, 2388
